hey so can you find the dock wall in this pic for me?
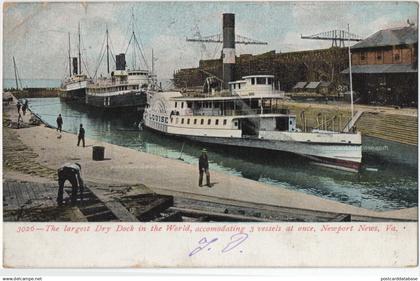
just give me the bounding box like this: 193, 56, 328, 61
5, 88, 60, 99
173, 47, 348, 92
278, 101, 418, 147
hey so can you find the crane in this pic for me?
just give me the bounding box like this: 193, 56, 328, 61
301, 29, 363, 47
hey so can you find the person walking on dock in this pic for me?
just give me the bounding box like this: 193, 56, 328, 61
22, 100, 28, 115
77, 123, 85, 147
16, 101, 21, 114
56, 114, 63, 133
199, 148, 211, 187
57, 162, 84, 206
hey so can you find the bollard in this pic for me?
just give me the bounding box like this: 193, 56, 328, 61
92, 146, 105, 161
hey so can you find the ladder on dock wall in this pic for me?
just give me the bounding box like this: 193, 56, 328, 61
342, 111, 364, 133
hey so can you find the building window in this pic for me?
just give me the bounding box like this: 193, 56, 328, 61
175, 102, 177, 108
181, 102, 184, 109
187, 118, 190, 125
360, 52, 366, 61
201, 119, 204, 125
194, 119, 197, 125
181, 118, 184, 124
208, 119, 211, 125
238, 83, 241, 89
394, 52, 401, 61
223, 119, 227, 125
376, 51, 382, 61
215, 119, 219, 125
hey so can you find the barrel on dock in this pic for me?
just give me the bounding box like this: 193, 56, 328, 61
92, 146, 105, 161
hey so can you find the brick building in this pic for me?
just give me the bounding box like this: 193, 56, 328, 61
342, 25, 418, 106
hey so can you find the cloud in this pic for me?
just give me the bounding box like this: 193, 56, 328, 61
3, 2, 417, 83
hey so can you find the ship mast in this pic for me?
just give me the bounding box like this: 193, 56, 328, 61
347, 23, 354, 118
131, 8, 136, 70
13, 56, 19, 90
151, 49, 154, 75
106, 27, 110, 74
68, 32, 72, 77
78, 22, 81, 74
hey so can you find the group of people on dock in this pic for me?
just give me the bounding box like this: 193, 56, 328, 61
16, 99, 28, 126
55, 114, 85, 147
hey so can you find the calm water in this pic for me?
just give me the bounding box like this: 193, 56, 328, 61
27, 97, 418, 211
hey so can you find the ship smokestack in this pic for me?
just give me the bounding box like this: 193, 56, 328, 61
72, 57, 78, 75
116, 53, 126, 71
222, 13, 235, 89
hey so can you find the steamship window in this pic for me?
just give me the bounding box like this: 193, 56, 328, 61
201, 119, 204, 125
251, 78, 255, 85
238, 83, 241, 89
268, 78, 273, 84
187, 119, 190, 125
181, 102, 184, 109
208, 119, 211, 125
175, 102, 177, 108
215, 119, 219, 125
223, 119, 227, 125
257, 77, 266, 84
194, 119, 197, 125
234, 121, 238, 127
181, 118, 184, 124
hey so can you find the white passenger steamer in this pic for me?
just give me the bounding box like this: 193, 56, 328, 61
144, 75, 362, 172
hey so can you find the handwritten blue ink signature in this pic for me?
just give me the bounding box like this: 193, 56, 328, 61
189, 232, 249, 256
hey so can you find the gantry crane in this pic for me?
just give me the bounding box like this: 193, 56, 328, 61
301, 29, 363, 47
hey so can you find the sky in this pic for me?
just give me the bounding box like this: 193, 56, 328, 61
3, 1, 418, 80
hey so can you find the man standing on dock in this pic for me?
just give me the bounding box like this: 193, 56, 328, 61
199, 148, 211, 187
77, 123, 85, 147
56, 114, 63, 133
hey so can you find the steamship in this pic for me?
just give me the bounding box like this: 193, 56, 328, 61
85, 53, 153, 110
144, 75, 362, 172
143, 13, 362, 171
60, 25, 91, 103
60, 73, 91, 103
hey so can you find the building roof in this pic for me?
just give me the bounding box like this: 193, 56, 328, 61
292, 82, 307, 89
305, 82, 321, 89
341, 64, 417, 74
319, 81, 331, 87
352, 26, 418, 49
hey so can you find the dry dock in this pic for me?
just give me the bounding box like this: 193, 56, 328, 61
2, 95, 418, 222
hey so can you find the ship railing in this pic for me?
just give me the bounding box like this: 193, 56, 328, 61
312, 114, 354, 133
190, 108, 289, 116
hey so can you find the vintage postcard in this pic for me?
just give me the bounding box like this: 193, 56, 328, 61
1, 0, 418, 271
